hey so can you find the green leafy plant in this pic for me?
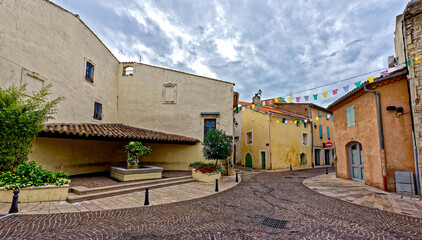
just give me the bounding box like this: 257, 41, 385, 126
189, 162, 223, 173
124, 142, 152, 168
202, 129, 232, 168
0, 84, 63, 172
0, 161, 70, 190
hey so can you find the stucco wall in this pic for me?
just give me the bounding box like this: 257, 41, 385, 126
240, 108, 312, 170
333, 78, 415, 191
0, 0, 120, 123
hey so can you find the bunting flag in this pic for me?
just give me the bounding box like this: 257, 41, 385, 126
295, 97, 300, 103
415, 56, 421, 64
381, 70, 389, 77
407, 60, 411, 66
313, 94, 318, 100
332, 89, 338, 95
304, 96, 309, 101
354, 81, 361, 88
238, 107, 241, 111
275, 98, 279, 103
299, 120, 302, 123
252, 104, 255, 109
242, 107, 245, 111
233, 107, 236, 111
262, 101, 266, 106
276, 120, 279, 123
367, 76, 374, 83
322, 92, 328, 98
304, 119, 308, 123
269, 100, 273, 105
281, 98, 285, 102
315, 117, 319, 121
257, 102, 261, 107
343, 85, 349, 92
288, 97, 293, 103
247, 106, 250, 109
294, 120, 297, 124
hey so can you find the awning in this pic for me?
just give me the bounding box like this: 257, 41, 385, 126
38, 123, 199, 145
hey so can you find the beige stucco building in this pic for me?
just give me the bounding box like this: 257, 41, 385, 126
0, 0, 234, 175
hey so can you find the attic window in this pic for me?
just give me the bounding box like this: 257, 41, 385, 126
85, 61, 94, 82
163, 84, 177, 104
123, 66, 134, 76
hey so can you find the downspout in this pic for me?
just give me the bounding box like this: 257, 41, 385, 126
364, 87, 387, 191
402, 16, 421, 195
269, 114, 273, 170
310, 105, 314, 166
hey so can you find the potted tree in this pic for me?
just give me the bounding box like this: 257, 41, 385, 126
192, 129, 232, 182
124, 141, 152, 169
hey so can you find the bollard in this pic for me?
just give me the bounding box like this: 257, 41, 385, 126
8, 189, 19, 214
236, 172, 239, 182
144, 187, 149, 206
215, 179, 219, 192
289, 164, 292, 171
332, 162, 334, 167
326, 167, 328, 174
312, 162, 314, 168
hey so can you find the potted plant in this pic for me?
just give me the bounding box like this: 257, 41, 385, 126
124, 142, 152, 169
192, 129, 232, 182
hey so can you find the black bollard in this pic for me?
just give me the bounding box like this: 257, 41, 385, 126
312, 162, 314, 168
289, 164, 292, 171
215, 179, 219, 192
8, 189, 19, 214
144, 187, 149, 206
235, 172, 239, 182
326, 167, 328, 174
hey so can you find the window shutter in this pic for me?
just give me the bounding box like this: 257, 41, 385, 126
318, 111, 322, 117
346, 105, 355, 127
319, 125, 323, 138
327, 127, 330, 139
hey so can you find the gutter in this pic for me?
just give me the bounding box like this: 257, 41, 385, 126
269, 114, 273, 170
364, 87, 387, 191
310, 105, 314, 166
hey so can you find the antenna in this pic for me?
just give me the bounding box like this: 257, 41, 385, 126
139, 55, 142, 63
257, 89, 262, 96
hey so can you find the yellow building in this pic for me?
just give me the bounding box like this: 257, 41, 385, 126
238, 101, 312, 170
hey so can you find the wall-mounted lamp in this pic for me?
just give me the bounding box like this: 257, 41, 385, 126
387, 106, 404, 118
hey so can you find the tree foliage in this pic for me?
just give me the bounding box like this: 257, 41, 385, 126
125, 142, 152, 167
0, 84, 63, 172
202, 129, 232, 166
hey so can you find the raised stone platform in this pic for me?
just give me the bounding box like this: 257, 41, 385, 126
110, 166, 163, 181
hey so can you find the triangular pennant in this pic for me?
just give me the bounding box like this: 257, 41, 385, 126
343, 85, 349, 92
332, 89, 338, 95
415, 56, 421, 64
407, 60, 411, 66
304, 119, 307, 123
313, 94, 318, 100
257, 102, 261, 107
269, 100, 273, 105
233, 107, 236, 111
247, 106, 250, 109
281, 98, 285, 102
354, 81, 361, 88
294, 120, 297, 124
295, 97, 300, 103
275, 98, 278, 103
315, 117, 319, 121
276, 120, 279, 123
304, 96, 309, 101
380, 70, 389, 77
252, 104, 255, 109
262, 101, 266, 106
367, 76, 374, 83
237, 107, 241, 111
322, 92, 328, 98
242, 107, 245, 111
288, 97, 293, 103
299, 120, 302, 123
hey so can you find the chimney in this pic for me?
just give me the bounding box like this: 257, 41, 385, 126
252, 93, 261, 104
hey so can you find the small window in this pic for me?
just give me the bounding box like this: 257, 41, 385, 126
123, 66, 134, 76
318, 111, 323, 117
326, 114, 330, 120
304, 122, 308, 128
327, 127, 331, 139
246, 131, 253, 145
346, 105, 356, 127
300, 153, 307, 164
85, 62, 94, 82
93, 102, 102, 120
302, 133, 309, 146
319, 125, 323, 139
163, 84, 177, 104
204, 119, 216, 140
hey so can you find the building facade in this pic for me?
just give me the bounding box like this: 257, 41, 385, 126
238, 101, 312, 170
0, 0, 234, 175
328, 70, 416, 193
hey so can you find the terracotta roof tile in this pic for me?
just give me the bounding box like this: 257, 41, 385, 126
238, 101, 309, 120
40, 123, 199, 144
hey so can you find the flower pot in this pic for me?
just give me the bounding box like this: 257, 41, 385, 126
192, 169, 221, 182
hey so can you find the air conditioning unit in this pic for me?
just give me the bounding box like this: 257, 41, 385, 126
395, 171, 416, 195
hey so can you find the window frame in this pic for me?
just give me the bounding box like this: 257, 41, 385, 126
319, 125, 323, 139
203, 118, 216, 140
246, 130, 253, 145
346, 105, 356, 127
85, 61, 95, 82
93, 102, 102, 120
302, 132, 309, 146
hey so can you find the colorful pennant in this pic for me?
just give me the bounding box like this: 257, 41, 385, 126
257, 102, 261, 107
367, 76, 374, 83
288, 97, 293, 103
354, 81, 361, 88
315, 117, 319, 121
252, 104, 255, 109
281, 98, 285, 102
322, 92, 328, 98
313, 94, 318, 100
332, 89, 338, 95
275, 98, 279, 103
415, 56, 421, 64
343, 85, 349, 92
304, 96, 309, 101
295, 97, 300, 103
381, 70, 389, 77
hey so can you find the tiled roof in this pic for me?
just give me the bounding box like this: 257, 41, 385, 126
238, 101, 308, 120
40, 123, 199, 144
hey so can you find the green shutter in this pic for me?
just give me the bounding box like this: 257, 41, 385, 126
319, 125, 323, 138
327, 127, 330, 139
318, 111, 322, 117
346, 105, 355, 127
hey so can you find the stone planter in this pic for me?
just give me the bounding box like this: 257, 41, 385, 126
192, 169, 221, 182
0, 185, 69, 203
110, 166, 163, 182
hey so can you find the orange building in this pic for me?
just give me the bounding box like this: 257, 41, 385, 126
328, 69, 417, 193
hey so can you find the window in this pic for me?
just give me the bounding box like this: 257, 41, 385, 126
304, 122, 308, 128
346, 105, 356, 127
204, 119, 216, 140
318, 111, 323, 117
319, 125, 323, 138
332, 115, 334, 122
300, 153, 307, 164
93, 102, 102, 120
246, 131, 253, 145
85, 62, 94, 82
163, 84, 177, 104
326, 114, 330, 120
123, 66, 134, 76
327, 127, 331, 139
302, 133, 309, 146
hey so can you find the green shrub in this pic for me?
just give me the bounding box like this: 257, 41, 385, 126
124, 142, 152, 167
189, 161, 224, 173
202, 129, 232, 167
0, 84, 63, 172
0, 161, 70, 190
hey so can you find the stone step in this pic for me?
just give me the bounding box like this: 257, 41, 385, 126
72, 175, 192, 195
68, 178, 196, 203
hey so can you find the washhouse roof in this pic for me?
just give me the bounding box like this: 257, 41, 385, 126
39, 123, 199, 144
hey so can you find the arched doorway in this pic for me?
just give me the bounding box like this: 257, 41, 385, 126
349, 142, 364, 181
245, 153, 253, 168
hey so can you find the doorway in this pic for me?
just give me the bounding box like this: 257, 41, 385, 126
245, 153, 253, 168
260, 151, 266, 169
349, 142, 364, 181
324, 149, 330, 165
315, 149, 321, 165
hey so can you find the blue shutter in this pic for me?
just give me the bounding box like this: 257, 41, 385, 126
327, 127, 330, 139
319, 125, 323, 138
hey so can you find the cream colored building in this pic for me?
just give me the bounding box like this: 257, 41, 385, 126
0, 0, 234, 175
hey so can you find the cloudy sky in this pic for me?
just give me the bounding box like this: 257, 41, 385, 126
52, 0, 408, 106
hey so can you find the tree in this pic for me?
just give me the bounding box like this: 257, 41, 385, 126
124, 141, 152, 169
0, 84, 63, 172
202, 129, 232, 167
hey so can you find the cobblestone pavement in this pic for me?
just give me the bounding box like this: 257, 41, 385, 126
304, 173, 422, 218
1, 168, 422, 239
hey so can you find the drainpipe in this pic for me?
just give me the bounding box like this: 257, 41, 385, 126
364, 87, 387, 191
269, 114, 273, 170
310, 105, 314, 165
